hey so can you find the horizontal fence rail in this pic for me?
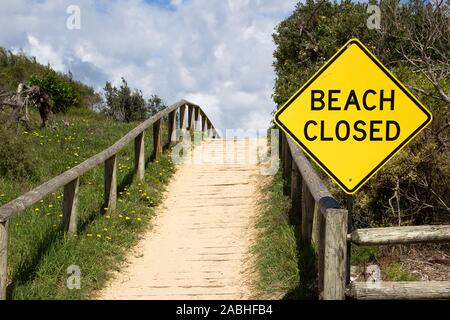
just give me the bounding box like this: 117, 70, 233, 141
350, 225, 450, 246
348, 281, 450, 300
281, 133, 348, 300
0, 99, 218, 300
279, 131, 450, 300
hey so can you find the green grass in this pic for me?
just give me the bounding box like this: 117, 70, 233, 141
0, 108, 176, 299
351, 245, 381, 264
251, 172, 302, 299
351, 245, 418, 282
383, 262, 418, 282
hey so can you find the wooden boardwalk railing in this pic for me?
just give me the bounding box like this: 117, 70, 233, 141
280, 132, 450, 300
0, 99, 219, 300
280, 133, 348, 300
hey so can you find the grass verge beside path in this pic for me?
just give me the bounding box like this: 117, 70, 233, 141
0, 109, 176, 299
251, 172, 301, 299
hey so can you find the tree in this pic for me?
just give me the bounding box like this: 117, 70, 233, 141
0, 83, 53, 129
273, 0, 449, 227
29, 68, 79, 113
102, 78, 148, 122
147, 94, 167, 117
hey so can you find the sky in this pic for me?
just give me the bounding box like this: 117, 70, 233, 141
0, 0, 299, 134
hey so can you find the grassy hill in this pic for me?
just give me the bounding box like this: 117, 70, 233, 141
1, 107, 175, 299
0, 48, 100, 110
0, 49, 177, 299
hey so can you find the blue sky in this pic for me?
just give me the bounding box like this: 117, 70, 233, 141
0, 0, 300, 132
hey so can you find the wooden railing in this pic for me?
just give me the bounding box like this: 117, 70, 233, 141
280, 133, 348, 300
280, 132, 450, 300
0, 99, 219, 300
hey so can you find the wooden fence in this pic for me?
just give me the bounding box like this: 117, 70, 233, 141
0, 99, 219, 300
280, 132, 450, 300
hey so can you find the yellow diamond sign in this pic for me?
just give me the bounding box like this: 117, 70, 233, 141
274, 39, 432, 194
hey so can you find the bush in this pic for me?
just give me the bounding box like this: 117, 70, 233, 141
29, 69, 80, 113
0, 128, 39, 181
273, 0, 449, 227
102, 78, 151, 122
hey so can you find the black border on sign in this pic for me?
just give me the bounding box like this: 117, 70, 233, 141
274, 39, 433, 194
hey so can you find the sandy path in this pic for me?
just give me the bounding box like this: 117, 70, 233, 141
98, 138, 266, 300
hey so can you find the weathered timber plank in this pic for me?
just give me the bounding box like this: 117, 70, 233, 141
323, 208, 348, 300
168, 110, 177, 145
153, 119, 162, 160
194, 107, 200, 131
207, 121, 213, 138
290, 162, 301, 226
301, 180, 315, 244
104, 155, 117, 212
283, 137, 292, 191
179, 105, 187, 129
350, 225, 450, 245
317, 211, 325, 298
286, 137, 339, 214
134, 132, 145, 181
0, 221, 8, 300
311, 202, 320, 246
348, 281, 450, 300
202, 115, 207, 140
63, 178, 80, 235
188, 105, 194, 130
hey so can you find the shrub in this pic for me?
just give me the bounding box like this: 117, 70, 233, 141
273, 0, 449, 227
0, 128, 39, 181
102, 78, 150, 122
29, 69, 80, 113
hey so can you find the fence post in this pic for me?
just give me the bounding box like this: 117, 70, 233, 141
168, 110, 177, 145
279, 130, 283, 163
322, 208, 348, 300
207, 121, 213, 138
311, 204, 321, 245
283, 138, 292, 194
290, 162, 302, 226
134, 132, 145, 180
301, 181, 315, 244
0, 220, 8, 300
202, 115, 207, 140
104, 154, 117, 212
63, 177, 80, 235
153, 119, 162, 160
179, 105, 187, 130
194, 107, 200, 131
188, 106, 195, 130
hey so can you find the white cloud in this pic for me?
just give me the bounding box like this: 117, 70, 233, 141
23, 36, 65, 72
0, 0, 298, 132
